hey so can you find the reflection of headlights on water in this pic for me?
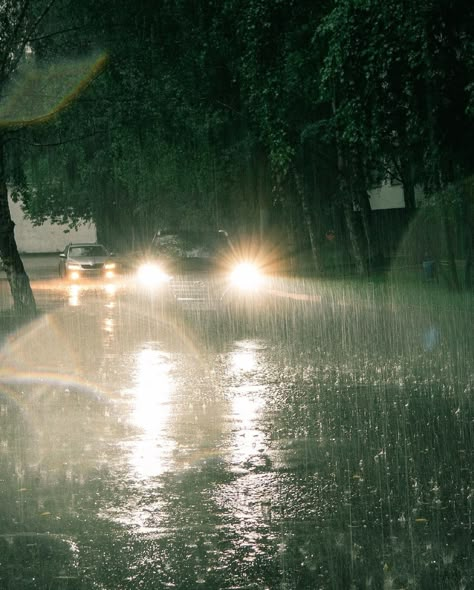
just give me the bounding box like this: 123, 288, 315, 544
230, 263, 264, 290
104, 283, 117, 296
137, 263, 170, 286
67, 263, 82, 280
105, 262, 116, 279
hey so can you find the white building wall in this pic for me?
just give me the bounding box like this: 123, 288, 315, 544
368, 182, 424, 210
369, 182, 405, 210
9, 196, 97, 253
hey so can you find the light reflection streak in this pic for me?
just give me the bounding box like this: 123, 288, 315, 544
102, 289, 116, 346
67, 282, 118, 308
213, 340, 275, 556
104, 283, 117, 298
228, 340, 264, 374
227, 340, 268, 468
230, 391, 266, 467
126, 346, 175, 479
230, 350, 257, 373
68, 285, 80, 307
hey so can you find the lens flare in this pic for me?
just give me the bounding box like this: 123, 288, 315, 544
137, 263, 170, 287
230, 262, 264, 290
0, 53, 108, 127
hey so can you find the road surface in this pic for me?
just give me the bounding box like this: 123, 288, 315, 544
0, 257, 472, 589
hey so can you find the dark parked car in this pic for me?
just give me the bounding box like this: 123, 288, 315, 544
135, 229, 268, 311
59, 243, 117, 280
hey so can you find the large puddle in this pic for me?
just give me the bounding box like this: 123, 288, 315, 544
0, 279, 472, 588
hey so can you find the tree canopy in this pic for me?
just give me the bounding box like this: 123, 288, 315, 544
2, 0, 473, 291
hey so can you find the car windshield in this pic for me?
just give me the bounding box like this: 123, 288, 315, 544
69, 245, 107, 257
152, 230, 230, 258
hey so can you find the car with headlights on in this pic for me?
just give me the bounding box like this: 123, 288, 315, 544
59, 243, 117, 280
135, 229, 270, 312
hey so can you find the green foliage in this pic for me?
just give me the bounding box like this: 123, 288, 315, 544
3, 0, 473, 273
319, 0, 474, 190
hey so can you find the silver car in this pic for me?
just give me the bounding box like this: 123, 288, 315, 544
59, 243, 117, 280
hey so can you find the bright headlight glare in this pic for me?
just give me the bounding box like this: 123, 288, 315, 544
137, 263, 170, 286
230, 262, 264, 289
67, 263, 81, 270
104, 262, 116, 269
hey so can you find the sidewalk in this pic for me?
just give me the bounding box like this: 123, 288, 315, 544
0, 253, 58, 281
0, 254, 59, 314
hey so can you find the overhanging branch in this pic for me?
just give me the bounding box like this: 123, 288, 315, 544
28, 25, 85, 43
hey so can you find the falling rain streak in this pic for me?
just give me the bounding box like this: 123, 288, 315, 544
0, 265, 472, 589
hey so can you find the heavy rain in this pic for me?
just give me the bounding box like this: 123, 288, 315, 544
0, 2, 473, 589
0, 258, 472, 589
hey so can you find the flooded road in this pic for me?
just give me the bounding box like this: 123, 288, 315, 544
0, 272, 472, 589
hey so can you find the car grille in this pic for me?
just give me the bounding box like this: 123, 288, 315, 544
81, 263, 104, 270
170, 275, 219, 310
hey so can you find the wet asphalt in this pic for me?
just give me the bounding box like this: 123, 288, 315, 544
0, 257, 472, 589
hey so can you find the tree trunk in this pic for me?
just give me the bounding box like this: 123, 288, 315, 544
357, 189, 383, 271
422, 22, 460, 291
302, 193, 321, 274
465, 240, 473, 289
343, 199, 366, 275
335, 152, 367, 275
440, 195, 460, 291
294, 171, 322, 274
0, 139, 37, 317
331, 94, 367, 276
256, 148, 270, 242
400, 157, 417, 213
461, 180, 473, 289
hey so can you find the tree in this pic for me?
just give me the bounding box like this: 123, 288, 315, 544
0, 0, 106, 315
9, 0, 473, 284
318, 0, 474, 280
17, 1, 247, 250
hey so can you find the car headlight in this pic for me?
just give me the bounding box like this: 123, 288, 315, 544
66, 263, 81, 270
229, 262, 264, 290
104, 262, 116, 269
137, 263, 170, 286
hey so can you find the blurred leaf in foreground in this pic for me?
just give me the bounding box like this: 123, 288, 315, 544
0, 52, 107, 127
